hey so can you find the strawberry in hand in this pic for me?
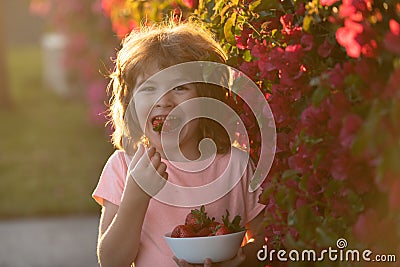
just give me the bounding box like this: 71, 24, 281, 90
152, 118, 164, 132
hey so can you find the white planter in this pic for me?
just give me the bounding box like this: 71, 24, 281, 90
41, 33, 69, 96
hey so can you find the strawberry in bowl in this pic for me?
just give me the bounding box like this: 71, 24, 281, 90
164, 206, 246, 264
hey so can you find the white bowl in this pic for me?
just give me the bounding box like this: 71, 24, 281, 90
164, 230, 246, 264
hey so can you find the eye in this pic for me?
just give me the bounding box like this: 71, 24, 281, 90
173, 86, 190, 92
139, 87, 156, 93
173, 86, 186, 91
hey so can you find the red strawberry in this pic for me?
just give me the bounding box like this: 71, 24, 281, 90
171, 225, 196, 238
208, 221, 220, 234
152, 118, 164, 132
221, 210, 245, 233
185, 213, 198, 227
215, 225, 231, 235
184, 205, 214, 232
196, 227, 212, 237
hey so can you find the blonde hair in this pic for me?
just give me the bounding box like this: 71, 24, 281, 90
107, 21, 231, 154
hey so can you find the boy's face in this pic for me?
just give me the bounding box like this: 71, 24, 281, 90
132, 64, 202, 161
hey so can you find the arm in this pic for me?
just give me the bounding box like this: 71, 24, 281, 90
97, 145, 168, 267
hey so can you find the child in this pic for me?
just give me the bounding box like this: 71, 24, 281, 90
93, 21, 266, 267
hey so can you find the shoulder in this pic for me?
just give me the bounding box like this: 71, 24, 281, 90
102, 150, 129, 175
105, 149, 127, 165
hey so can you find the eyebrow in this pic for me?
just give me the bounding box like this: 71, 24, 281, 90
135, 77, 192, 91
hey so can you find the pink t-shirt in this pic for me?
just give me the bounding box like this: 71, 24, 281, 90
93, 147, 265, 267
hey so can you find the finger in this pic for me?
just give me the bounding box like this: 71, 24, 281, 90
151, 151, 162, 169
157, 162, 167, 175
147, 146, 156, 160
162, 172, 169, 180
172, 257, 191, 267
204, 258, 212, 267
172, 256, 183, 267
228, 248, 246, 266
128, 143, 145, 169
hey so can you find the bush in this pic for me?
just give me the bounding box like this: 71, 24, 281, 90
103, 0, 400, 265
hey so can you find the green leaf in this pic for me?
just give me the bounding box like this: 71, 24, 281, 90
299, 174, 309, 193
224, 13, 236, 44
315, 227, 337, 247
347, 190, 364, 213
242, 49, 252, 62
324, 179, 341, 197
303, 15, 313, 33
282, 169, 301, 181
249, 0, 282, 12
312, 86, 329, 106
249, 0, 261, 11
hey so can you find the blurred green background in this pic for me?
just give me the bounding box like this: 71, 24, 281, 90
0, 0, 114, 219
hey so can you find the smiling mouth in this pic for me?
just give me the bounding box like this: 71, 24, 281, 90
151, 115, 182, 133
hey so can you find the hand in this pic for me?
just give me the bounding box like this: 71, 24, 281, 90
172, 248, 245, 267
128, 144, 168, 197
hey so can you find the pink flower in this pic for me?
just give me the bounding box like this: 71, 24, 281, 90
339, 0, 373, 21
182, 0, 199, 9
300, 34, 314, 51
276, 132, 290, 153
317, 38, 334, 58
280, 14, 294, 31
239, 61, 259, 79
30, 0, 51, 17
336, 19, 363, 58
339, 114, 363, 148
235, 28, 252, 50
384, 19, 400, 55
354, 58, 377, 83
327, 92, 351, 135
300, 104, 329, 135
288, 144, 313, 174
328, 63, 346, 89
251, 42, 268, 59
331, 149, 350, 180
280, 14, 302, 41
101, 0, 124, 17
320, 0, 339, 6
264, 47, 284, 72
113, 19, 138, 39
295, 2, 305, 16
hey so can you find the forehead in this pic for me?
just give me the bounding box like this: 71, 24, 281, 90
134, 62, 161, 89
134, 62, 198, 92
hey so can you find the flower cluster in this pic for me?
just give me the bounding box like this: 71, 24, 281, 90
103, 0, 400, 264
30, 0, 118, 125
101, 0, 195, 38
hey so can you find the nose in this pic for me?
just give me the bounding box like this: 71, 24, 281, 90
155, 91, 174, 108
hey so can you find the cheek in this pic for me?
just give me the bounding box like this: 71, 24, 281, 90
134, 100, 152, 129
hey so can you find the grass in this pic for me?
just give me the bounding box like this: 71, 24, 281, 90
0, 44, 114, 218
